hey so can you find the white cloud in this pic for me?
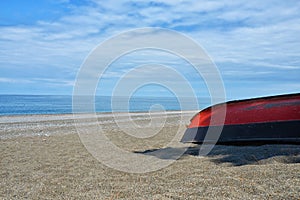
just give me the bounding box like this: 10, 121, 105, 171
0, 78, 33, 84
32, 78, 74, 86
0, 0, 299, 96
0, 77, 74, 87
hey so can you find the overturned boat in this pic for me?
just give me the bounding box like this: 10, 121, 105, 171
181, 93, 300, 144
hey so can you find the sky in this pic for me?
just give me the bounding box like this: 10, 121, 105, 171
0, 0, 299, 100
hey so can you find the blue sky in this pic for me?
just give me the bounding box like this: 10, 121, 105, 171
0, 0, 299, 99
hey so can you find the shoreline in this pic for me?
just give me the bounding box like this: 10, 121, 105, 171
0, 110, 196, 139
0, 110, 197, 121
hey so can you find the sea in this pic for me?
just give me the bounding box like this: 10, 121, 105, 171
0, 95, 211, 116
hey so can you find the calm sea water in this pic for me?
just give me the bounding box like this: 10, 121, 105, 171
0, 95, 210, 116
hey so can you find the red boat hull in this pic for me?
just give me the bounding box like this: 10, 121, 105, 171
181, 93, 300, 144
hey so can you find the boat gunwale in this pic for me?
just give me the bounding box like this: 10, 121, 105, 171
189, 92, 300, 123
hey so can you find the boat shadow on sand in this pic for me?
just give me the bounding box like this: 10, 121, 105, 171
134, 144, 300, 166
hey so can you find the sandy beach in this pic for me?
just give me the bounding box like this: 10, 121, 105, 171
1, 111, 299, 199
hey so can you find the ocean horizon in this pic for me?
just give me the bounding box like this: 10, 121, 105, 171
0, 95, 210, 116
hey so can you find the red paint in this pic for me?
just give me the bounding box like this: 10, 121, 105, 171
189, 93, 300, 128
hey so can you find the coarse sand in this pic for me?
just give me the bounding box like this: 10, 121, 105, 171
1, 112, 299, 199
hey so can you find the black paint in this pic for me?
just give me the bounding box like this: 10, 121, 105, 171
181, 120, 300, 144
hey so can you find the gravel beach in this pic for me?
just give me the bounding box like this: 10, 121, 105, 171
1, 111, 299, 199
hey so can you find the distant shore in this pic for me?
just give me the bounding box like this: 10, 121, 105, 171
1, 111, 299, 199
